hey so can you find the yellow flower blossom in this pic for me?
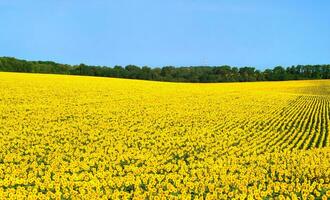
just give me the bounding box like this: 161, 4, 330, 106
0, 72, 329, 199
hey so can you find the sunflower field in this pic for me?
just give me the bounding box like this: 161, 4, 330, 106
0, 72, 329, 199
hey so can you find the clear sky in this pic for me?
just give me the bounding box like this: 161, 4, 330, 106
0, 0, 330, 69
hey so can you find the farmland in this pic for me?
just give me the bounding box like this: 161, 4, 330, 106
0, 72, 329, 199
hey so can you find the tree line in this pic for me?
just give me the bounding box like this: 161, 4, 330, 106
1, 56, 330, 82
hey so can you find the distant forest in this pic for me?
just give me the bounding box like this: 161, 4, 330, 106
1, 57, 330, 82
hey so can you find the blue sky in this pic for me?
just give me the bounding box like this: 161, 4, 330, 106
0, 0, 329, 69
